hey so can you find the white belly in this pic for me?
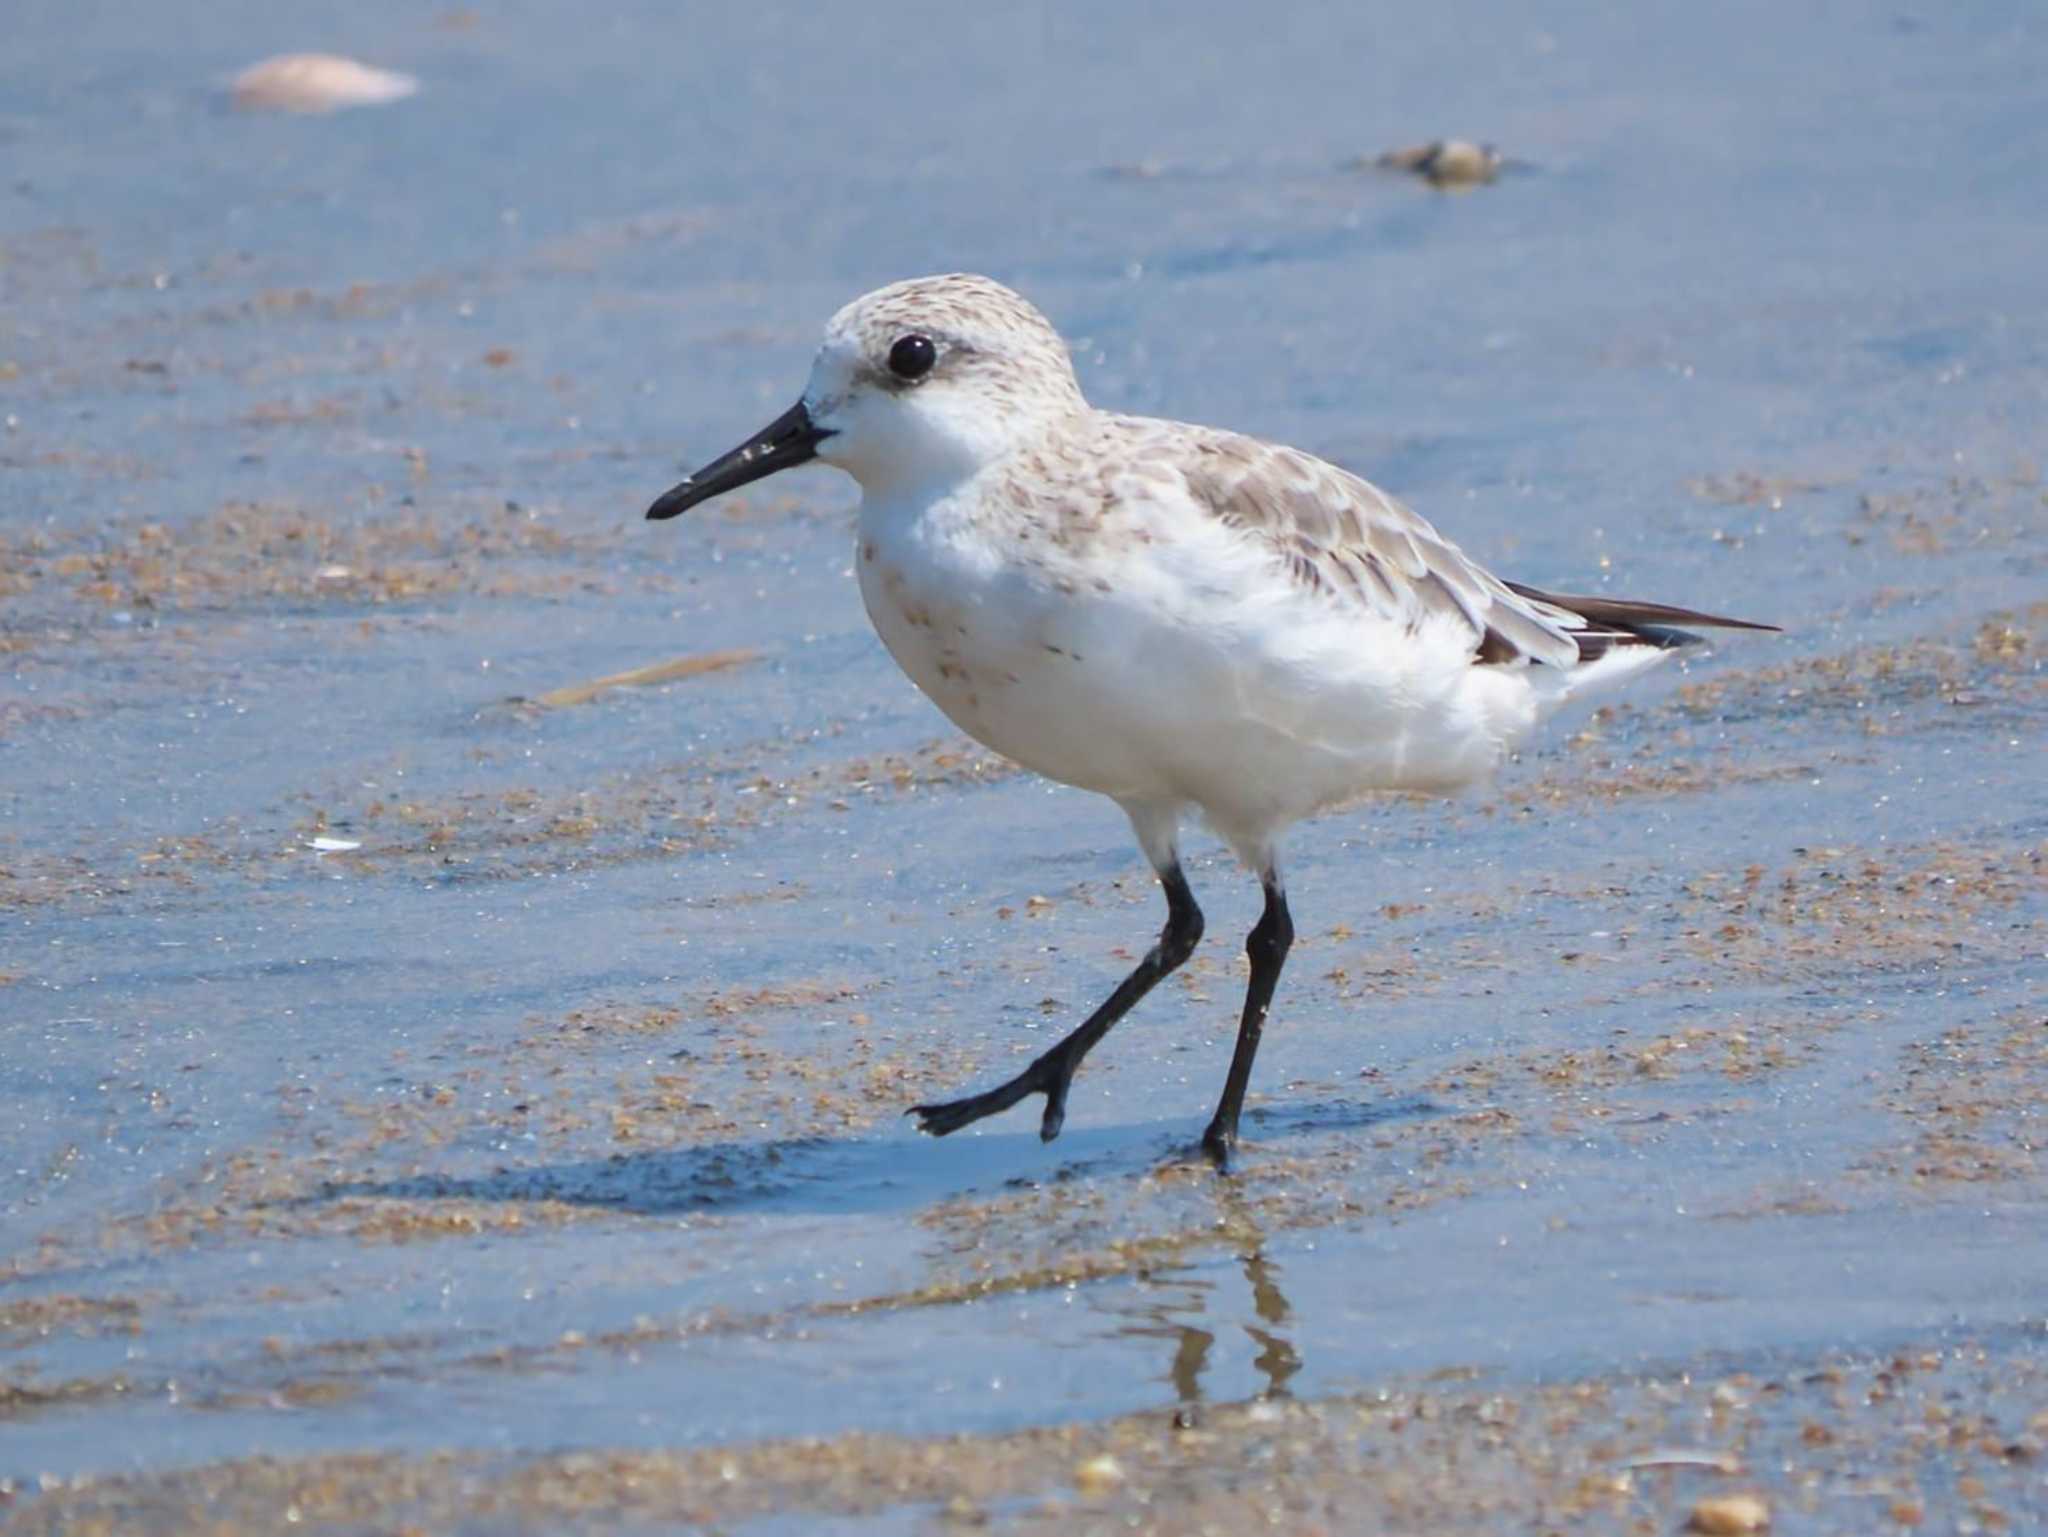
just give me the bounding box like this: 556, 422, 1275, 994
852, 494, 1552, 854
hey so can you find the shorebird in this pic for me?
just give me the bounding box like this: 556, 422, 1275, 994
647, 274, 1774, 1164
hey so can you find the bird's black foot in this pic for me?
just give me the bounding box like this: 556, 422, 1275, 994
909, 1055, 1075, 1142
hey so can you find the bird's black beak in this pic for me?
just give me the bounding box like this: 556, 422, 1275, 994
645, 400, 833, 520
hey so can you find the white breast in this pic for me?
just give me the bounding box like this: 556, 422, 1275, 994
854, 489, 1184, 798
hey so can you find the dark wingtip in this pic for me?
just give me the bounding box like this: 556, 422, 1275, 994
1669, 613, 1783, 633
1503, 580, 1782, 634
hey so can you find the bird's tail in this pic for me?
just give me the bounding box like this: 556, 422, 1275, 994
1504, 581, 1780, 703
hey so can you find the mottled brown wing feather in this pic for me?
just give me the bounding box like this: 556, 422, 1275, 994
1156, 422, 1583, 668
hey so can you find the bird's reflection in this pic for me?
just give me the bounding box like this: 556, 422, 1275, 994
1108, 1185, 1300, 1404
1155, 1275, 1214, 1403
1240, 1244, 1301, 1398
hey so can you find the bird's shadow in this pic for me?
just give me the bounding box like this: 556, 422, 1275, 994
311, 1095, 1440, 1221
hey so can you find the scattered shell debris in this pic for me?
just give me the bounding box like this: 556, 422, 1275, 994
1687, 1491, 1772, 1533
522, 648, 762, 709
1072, 1453, 1125, 1495
230, 53, 420, 113
1622, 1448, 1744, 1474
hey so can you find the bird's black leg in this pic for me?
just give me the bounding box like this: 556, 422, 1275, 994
910, 864, 1204, 1142
1200, 873, 1293, 1167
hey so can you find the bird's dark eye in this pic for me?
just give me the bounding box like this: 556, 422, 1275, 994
887, 334, 937, 381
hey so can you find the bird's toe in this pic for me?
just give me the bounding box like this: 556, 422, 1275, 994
908, 1099, 975, 1137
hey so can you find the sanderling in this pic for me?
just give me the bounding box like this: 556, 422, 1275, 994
647, 274, 1775, 1164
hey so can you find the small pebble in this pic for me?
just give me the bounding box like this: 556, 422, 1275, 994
232, 54, 419, 114
1687, 1492, 1770, 1534
1375, 139, 1503, 188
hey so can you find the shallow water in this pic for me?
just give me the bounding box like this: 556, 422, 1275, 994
4, 1, 2046, 1530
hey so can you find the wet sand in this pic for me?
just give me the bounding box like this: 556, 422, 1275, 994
4, 1, 2046, 1530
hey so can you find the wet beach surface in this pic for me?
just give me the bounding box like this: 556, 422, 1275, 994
4, 1, 2046, 1530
